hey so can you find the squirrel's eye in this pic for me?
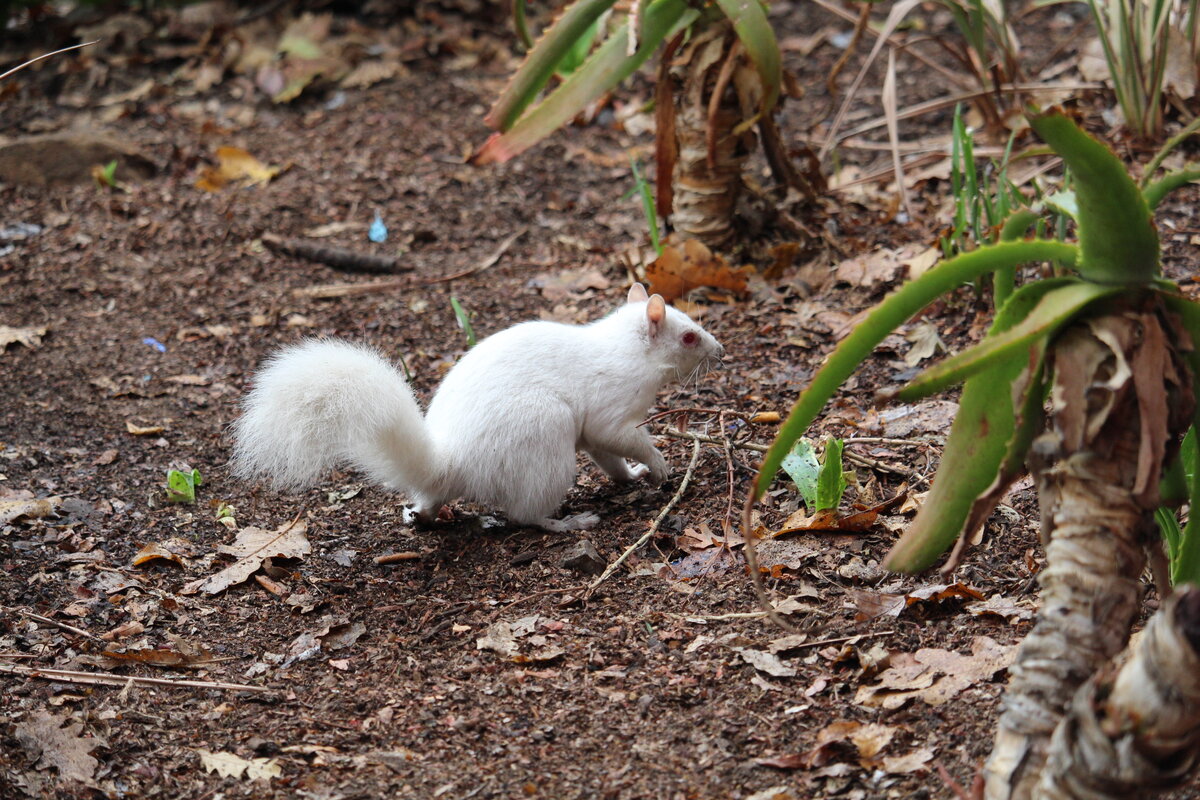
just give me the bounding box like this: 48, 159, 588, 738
682, 331, 698, 346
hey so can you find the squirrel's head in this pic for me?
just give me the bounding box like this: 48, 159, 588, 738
627, 283, 724, 379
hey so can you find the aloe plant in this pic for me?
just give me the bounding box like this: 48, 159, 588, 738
747, 109, 1200, 798
472, 0, 816, 247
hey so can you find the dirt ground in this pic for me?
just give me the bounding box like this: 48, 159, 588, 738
2, 2, 1200, 798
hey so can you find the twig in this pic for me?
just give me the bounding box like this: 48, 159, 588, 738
293, 278, 412, 299
0, 41, 98, 82
0, 662, 271, 693
374, 551, 422, 564
15, 610, 104, 642
660, 429, 767, 453
587, 439, 703, 594
263, 232, 413, 275
743, 492, 801, 634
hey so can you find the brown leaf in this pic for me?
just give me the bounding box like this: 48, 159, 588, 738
881, 746, 936, 774
855, 636, 1014, 709
180, 520, 310, 595
0, 494, 62, 525
125, 420, 165, 436
644, 239, 752, 302
195, 146, 279, 192
774, 494, 907, 535
0, 324, 47, 350
13, 710, 103, 783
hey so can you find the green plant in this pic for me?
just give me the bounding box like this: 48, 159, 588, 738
450, 296, 476, 348
473, 0, 815, 247
747, 108, 1200, 796
1069, 0, 1193, 139
781, 437, 848, 513
629, 155, 663, 256
166, 468, 203, 504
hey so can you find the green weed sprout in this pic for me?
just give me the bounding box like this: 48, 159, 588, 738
166, 468, 203, 504
450, 297, 476, 348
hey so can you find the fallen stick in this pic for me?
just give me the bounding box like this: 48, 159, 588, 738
293, 278, 412, 299
587, 438, 703, 593
0, 662, 272, 693
15, 609, 104, 642
262, 232, 412, 275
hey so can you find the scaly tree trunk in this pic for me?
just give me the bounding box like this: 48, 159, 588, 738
1036, 587, 1200, 798
984, 306, 1195, 800
657, 21, 756, 249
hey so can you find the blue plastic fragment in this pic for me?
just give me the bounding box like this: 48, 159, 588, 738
369, 211, 388, 243
143, 337, 166, 353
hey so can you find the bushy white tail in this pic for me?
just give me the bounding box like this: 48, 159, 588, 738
231, 340, 438, 494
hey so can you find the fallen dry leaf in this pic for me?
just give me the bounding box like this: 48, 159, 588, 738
903, 320, 944, 366
196, 749, 281, 781
644, 238, 752, 302
132, 538, 198, 568
476, 616, 563, 662
968, 593, 1036, 622
734, 647, 798, 678
855, 635, 1014, 709
881, 746, 936, 774
180, 519, 310, 595
195, 146, 280, 192
0, 324, 47, 351
125, 421, 165, 436
13, 710, 103, 783
0, 494, 62, 525
773, 493, 907, 536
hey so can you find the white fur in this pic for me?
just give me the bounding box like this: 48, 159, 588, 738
231, 288, 723, 529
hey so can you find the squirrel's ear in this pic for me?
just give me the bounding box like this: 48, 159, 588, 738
627, 283, 649, 304
646, 294, 666, 337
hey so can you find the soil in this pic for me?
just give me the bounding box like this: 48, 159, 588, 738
2, 2, 1200, 799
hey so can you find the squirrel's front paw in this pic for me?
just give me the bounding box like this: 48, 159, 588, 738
645, 452, 670, 486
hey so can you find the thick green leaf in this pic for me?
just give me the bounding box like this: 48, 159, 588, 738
166, 468, 202, 504
474, 1, 697, 164
1142, 167, 1200, 211
485, 0, 619, 132
817, 438, 848, 512
883, 279, 1070, 573
893, 281, 1118, 401
1028, 109, 1159, 284
781, 438, 820, 509
753, 239, 1080, 497
714, 0, 781, 116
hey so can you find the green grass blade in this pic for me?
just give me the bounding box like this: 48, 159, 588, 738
485, 0, 620, 132
816, 438, 847, 511
893, 281, 1117, 401
714, 0, 781, 116
752, 239, 1080, 498
1028, 108, 1159, 284
1142, 167, 1200, 211
474, 1, 696, 164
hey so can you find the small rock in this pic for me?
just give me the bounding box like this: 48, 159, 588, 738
559, 539, 605, 576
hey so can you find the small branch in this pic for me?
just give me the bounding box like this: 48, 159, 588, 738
262, 232, 413, 275
588, 439, 703, 594
660, 428, 767, 453
425, 227, 526, 284
0, 662, 272, 693
15, 609, 104, 642
0, 41, 98, 82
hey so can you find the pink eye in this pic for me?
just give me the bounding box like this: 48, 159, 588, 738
682, 331, 698, 346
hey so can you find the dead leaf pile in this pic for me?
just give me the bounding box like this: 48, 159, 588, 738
14, 710, 104, 783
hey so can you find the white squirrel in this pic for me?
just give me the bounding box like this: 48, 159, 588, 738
231, 283, 724, 532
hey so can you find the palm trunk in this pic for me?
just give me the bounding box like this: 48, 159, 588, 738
660, 22, 755, 249
1036, 588, 1200, 798
984, 307, 1194, 800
